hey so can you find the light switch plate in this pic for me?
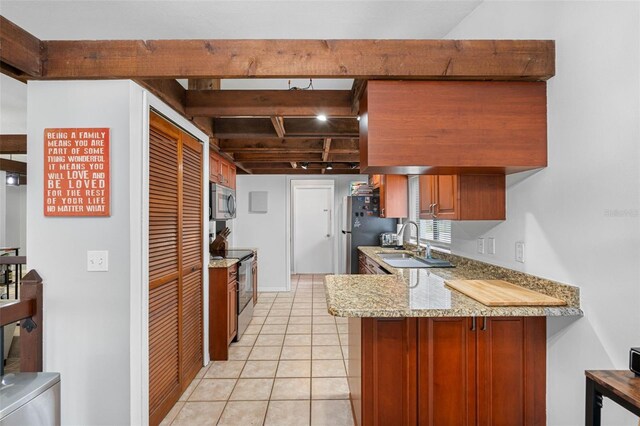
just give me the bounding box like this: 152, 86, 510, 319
515, 242, 525, 263
477, 238, 485, 254
488, 237, 496, 255
87, 250, 109, 272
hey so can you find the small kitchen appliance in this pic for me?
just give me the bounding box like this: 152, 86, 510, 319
379, 232, 399, 247
210, 183, 236, 220
630, 347, 640, 376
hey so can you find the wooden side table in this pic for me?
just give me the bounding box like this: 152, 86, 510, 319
585, 370, 640, 425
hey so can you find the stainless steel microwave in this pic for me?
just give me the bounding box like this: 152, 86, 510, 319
210, 183, 236, 220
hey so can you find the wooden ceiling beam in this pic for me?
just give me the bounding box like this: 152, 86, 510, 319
188, 79, 220, 90
185, 90, 353, 117
282, 118, 359, 137
41, 39, 555, 80
220, 138, 325, 152
242, 162, 354, 170
0, 158, 27, 174
322, 138, 332, 162
250, 168, 361, 175
214, 118, 277, 139
232, 152, 323, 162
0, 134, 27, 154
270, 116, 286, 138
134, 79, 215, 137
350, 80, 367, 115
0, 17, 43, 79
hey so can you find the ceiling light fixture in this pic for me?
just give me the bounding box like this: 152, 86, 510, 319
326, 163, 333, 170
357, 116, 361, 121
316, 114, 327, 122
350, 163, 358, 169
6, 173, 20, 186
300, 162, 309, 170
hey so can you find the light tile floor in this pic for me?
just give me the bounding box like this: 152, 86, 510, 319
161, 274, 354, 426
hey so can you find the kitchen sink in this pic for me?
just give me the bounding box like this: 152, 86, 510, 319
377, 252, 454, 268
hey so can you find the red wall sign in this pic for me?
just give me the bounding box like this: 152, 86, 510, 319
44, 128, 110, 217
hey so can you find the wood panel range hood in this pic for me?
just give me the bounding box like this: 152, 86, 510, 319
0, 15, 554, 175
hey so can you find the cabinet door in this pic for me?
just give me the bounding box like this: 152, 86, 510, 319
369, 174, 381, 189
434, 175, 458, 220
220, 160, 231, 187
418, 318, 476, 426
361, 318, 417, 426
419, 175, 436, 219
476, 317, 546, 426
210, 152, 220, 183
227, 280, 237, 344
229, 165, 237, 190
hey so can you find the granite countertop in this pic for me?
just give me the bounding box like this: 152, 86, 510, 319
208, 248, 257, 268
324, 246, 583, 318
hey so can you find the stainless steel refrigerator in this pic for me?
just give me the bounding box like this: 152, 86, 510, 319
341, 196, 398, 274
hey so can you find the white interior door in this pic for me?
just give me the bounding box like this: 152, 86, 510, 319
293, 184, 334, 273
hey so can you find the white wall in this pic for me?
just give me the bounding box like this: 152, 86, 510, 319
5, 185, 27, 253
233, 174, 367, 290
446, 2, 640, 425
28, 80, 134, 425
27, 80, 209, 426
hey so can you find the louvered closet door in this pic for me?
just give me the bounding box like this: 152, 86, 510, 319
148, 113, 181, 425
180, 134, 203, 384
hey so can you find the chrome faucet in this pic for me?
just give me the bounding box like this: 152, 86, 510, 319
397, 220, 420, 254
425, 241, 432, 259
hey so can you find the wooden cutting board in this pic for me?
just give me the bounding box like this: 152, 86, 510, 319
444, 279, 566, 306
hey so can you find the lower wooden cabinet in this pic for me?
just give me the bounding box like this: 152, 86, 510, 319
358, 252, 391, 275
210, 265, 237, 360
348, 316, 546, 425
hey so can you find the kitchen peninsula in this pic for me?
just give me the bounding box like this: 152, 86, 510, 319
325, 247, 582, 425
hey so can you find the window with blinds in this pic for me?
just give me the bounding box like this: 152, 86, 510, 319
408, 176, 452, 246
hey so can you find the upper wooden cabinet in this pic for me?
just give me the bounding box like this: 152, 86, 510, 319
359, 81, 547, 174
419, 174, 505, 221
209, 149, 236, 189
369, 174, 407, 218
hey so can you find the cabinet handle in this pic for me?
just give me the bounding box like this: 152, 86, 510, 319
470, 317, 476, 331
381, 207, 385, 216
429, 203, 436, 215
432, 203, 438, 218
481, 317, 487, 331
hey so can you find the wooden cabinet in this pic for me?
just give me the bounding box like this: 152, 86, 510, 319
209, 151, 221, 183
369, 174, 408, 218
209, 149, 237, 189
359, 81, 547, 175
148, 112, 204, 426
210, 264, 237, 360
349, 316, 546, 426
359, 252, 391, 275
419, 174, 506, 220
252, 255, 258, 305
227, 280, 237, 344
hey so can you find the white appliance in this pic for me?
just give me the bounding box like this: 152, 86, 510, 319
210, 183, 236, 220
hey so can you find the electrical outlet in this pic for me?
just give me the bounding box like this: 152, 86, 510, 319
477, 238, 485, 254
515, 242, 525, 263
488, 237, 496, 255
87, 250, 109, 272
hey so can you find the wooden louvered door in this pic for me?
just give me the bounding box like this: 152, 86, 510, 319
180, 133, 203, 385
148, 112, 203, 426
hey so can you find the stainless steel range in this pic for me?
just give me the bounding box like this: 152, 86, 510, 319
223, 250, 255, 340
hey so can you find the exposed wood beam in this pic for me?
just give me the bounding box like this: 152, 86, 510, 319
250, 168, 361, 175
0, 159, 26, 174
185, 90, 353, 117
220, 138, 359, 154
0, 134, 27, 154
270, 116, 286, 138
350, 80, 367, 115
188, 79, 220, 90
214, 118, 277, 139
41, 39, 555, 80
0, 17, 43, 78
322, 138, 332, 162
282, 118, 359, 137
242, 162, 354, 170
134, 79, 215, 137
232, 152, 323, 162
